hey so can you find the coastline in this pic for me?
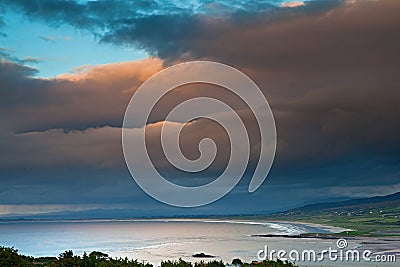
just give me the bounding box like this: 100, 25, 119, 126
0, 217, 350, 234
1, 218, 399, 265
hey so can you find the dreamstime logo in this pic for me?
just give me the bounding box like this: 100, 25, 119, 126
122, 61, 276, 207
336, 238, 348, 249
257, 238, 397, 263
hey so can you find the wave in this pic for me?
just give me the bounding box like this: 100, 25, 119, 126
133, 242, 185, 251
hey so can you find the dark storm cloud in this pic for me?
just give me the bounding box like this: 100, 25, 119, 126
0, 0, 399, 211
1, 0, 160, 30
0, 58, 38, 77
0, 0, 280, 40
142, 0, 400, 168
100, 0, 343, 60
1, 0, 399, 171
101, 14, 203, 59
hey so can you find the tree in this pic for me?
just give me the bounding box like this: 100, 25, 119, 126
231, 258, 243, 266
0, 246, 34, 267
59, 250, 74, 259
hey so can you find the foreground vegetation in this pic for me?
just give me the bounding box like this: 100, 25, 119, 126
0, 246, 296, 267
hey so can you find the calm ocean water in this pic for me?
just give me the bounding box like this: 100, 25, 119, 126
0, 219, 396, 266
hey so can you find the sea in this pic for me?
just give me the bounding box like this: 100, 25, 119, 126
0, 219, 397, 266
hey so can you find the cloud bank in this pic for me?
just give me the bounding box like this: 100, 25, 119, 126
0, 0, 399, 213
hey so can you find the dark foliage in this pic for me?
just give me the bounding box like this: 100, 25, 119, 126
0, 246, 297, 267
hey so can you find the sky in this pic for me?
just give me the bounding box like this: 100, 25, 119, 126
0, 0, 399, 217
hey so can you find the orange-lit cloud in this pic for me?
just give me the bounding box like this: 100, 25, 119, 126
280, 1, 305, 8
57, 57, 163, 84
0, 58, 163, 133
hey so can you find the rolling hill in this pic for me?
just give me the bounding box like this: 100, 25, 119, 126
265, 192, 400, 236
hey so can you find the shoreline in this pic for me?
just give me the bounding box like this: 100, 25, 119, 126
263, 220, 351, 234
0, 217, 351, 234
1, 219, 399, 264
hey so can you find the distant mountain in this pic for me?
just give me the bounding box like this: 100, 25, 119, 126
0, 208, 262, 220
2, 192, 399, 221
0, 208, 161, 220
286, 192, 400, 214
